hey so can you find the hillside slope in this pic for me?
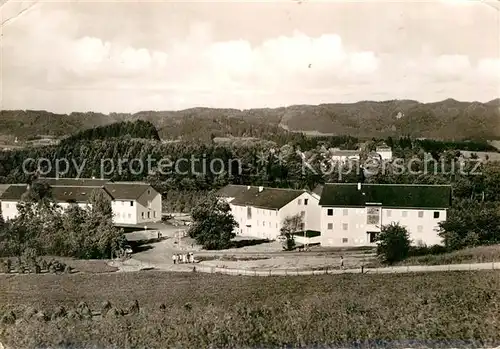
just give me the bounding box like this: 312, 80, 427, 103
1, 99, 499, 140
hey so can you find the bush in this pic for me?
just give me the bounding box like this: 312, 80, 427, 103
376, 223, 411, 265
409, 244, 448, 257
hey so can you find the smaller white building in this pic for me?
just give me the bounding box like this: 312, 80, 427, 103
0, 178, 162, 225
376, 146, 393, 161
217, 185, 322, 240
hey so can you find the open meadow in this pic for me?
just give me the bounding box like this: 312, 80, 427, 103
0, 270, 499, 348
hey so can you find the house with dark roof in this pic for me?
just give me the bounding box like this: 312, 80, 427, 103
319, 183, 452, 247
0, 178, 161, 225
216, 185, 322, 240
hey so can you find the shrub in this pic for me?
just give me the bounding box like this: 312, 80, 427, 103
376, 223, 411, 265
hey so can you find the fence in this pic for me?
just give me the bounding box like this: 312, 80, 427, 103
186, 262, 500, 277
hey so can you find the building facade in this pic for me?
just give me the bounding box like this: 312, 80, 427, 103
217, 185, 321, 240
318, 183, 451, 247
0, 178, 162, 225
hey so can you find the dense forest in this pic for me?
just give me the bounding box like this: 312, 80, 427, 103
1, 98, 499, 141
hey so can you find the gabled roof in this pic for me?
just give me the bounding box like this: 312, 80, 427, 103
230, 187, 305, 210
319, 183, 452, 209
216, 184, 250, 198
104, 183, 152, 200
51, 186, 112, 203
35, 177, 109, 187
0, 185, 28, 201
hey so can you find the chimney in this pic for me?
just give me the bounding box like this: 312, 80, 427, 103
259, 186, 263, 193
357, 183, 361, 191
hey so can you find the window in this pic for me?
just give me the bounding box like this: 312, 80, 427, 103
417, 225, 423, 233
434, 211, 440, 219
304, 199, 308, 205
327, 209, 333, 216
386, 210, 392, 217
367, 207, 380, 225
147, 212, 151, 219
343, 209, 348, 216
300, 211, 305, 218
402, 211, 408, 218
342, 223, 348, 231
262, 221, 265, 227
141, 212, 144, 219
247, 207, 252, 219
327, 223, 333, 230
154, 211, 156, 218
342, 238, 348, 243
298, 199, 302, 205
5, 204, 9, 208
418, 211, 424, 218
130, 201, 134, 207
275, 211, 278, 216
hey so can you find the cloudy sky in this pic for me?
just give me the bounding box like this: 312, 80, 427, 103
0, 0, 499, 113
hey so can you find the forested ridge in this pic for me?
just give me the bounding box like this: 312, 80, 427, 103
1, 98, 499, 141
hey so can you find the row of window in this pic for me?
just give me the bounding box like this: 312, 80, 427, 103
326, 208, 441, 219
326, 223, 426, 233
140, 211, 156, 219
297, 198, 309, 205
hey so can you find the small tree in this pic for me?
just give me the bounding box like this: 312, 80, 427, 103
280, 214, 303, 251
376, 223, 411, 265
188, 192, 238, 250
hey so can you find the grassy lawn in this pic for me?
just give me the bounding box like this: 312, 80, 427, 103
1, 271, 500, 348
399, 245, 500, 266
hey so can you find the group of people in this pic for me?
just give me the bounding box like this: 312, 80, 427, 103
172, 252, 195, 264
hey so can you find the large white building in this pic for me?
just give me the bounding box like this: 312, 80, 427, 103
0, 178, 162, 225
318, 183, 451, 247
217, 182, 451, 247
217, 185, 321, 240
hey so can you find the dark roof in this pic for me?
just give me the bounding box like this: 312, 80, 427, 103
104, 183, 151, 200
230, 187, 305, 210
0, 185, 28, 200
216, 184, 250, 198
319, 183, 452, 209
50, 186, 112, 203
35, 177, 109, 187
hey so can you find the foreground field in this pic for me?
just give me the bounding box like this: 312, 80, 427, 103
1, 271, 500, 348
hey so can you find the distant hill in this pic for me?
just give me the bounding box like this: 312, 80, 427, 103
1, 99, 499, 141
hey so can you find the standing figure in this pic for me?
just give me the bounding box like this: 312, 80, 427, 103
340, 255, 344, 270
182, 254, 187, 264
172, 254, 176, 264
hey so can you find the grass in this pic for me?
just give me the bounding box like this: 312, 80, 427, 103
399, 245, 500, 266
1, 271, 500, 348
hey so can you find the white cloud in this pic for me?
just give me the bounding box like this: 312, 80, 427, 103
0, 2, 498, 113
